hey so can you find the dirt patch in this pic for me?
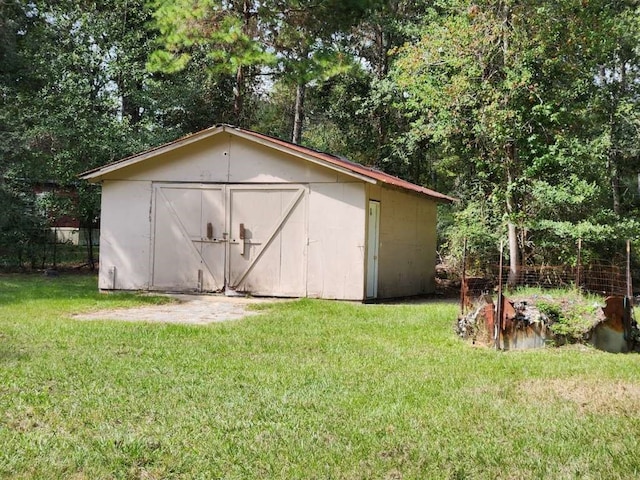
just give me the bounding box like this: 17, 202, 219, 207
75, 294, 284, 325
520, 378, 640, 415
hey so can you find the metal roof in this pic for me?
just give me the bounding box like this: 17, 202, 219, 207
80, 124, 456, 203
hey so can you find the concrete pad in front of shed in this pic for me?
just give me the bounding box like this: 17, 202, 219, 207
75, 294, 283, 325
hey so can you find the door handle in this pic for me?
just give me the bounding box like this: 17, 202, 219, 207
239, 223, 247, 256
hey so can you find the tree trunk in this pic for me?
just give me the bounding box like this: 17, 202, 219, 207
507, 220, 519, 288
292, 82, 306, 144
233, 0, 252, 125
506, 165, 519, 288
607, 60, 626, 216
373, 24, 390, 167
505, 141, 519, 288
374, 24, 387, 79
86, 226, 95, 271
122, 85, 142, 125
501, 4, 518, 287
501, 3, 510, 61
608, 154, 622, 215
234, 65, 245, 123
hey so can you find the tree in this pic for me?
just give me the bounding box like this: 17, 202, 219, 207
391, 0, 639, 272
590, 2, 640, 216
149, 0, 377, 142
265, 0, 375, 143
0, 0, 172, 267
353, 0, 435, 166
148, 0, 274, 125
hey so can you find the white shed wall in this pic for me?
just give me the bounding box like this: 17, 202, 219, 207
98, 180, 152, 290
228, 138, 348, 184
96, 137, 370, 298
307, 182, 366, 300
100, 135, 341, 185
368, 185, 437, 298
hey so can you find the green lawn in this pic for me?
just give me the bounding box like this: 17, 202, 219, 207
1, 275, 639, 479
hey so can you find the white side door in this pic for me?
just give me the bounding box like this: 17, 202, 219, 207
366, 200, 380, 299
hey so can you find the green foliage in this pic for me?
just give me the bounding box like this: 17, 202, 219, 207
148, 0, 276, 76
1, 0, 193, 268
440, 201, 501, 274
1, 0, 639, 273
536, 297, 598, 343
549, 309, 597, 344
389, 0, 640, 266
299, 70, 380, 164
0, 184, 47, 268
149, 0, 377, 136
537, 301, 562, 323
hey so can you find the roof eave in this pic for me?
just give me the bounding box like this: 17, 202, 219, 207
382, 182, 457, 203
79, 125, 377, 185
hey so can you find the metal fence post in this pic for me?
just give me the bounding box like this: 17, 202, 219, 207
627, 239, 633, 300
460, 238, 467, 315
576, 238, 582, 290
495, 239, 504, 350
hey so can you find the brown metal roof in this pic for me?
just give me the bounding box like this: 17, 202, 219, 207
80, 124, 456, 203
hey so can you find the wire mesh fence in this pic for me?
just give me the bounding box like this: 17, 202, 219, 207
475, 263, 629, 297
455, 239, 636, 305
0, 226, 99, 271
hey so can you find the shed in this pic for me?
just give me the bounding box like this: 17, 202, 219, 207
80, 125, 455, 300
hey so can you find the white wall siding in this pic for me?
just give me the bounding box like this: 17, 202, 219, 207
100, 135, 339, 185
98, 180, 152, 290
371, 186, 437, 298
229, 138, 341, 184
307, 182, 366, 300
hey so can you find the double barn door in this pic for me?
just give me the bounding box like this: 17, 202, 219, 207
151, 183, 306, 296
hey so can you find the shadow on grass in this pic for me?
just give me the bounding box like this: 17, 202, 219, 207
0, 273, 173, 307
0, 342, 29, 363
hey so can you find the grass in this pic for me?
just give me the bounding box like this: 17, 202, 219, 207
1, 275, 640, 479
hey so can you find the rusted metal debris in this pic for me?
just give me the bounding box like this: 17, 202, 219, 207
591, 296, 637, 353
457, 295, 638, 353
460, 277, 494, 313
457, 295, 551, 350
